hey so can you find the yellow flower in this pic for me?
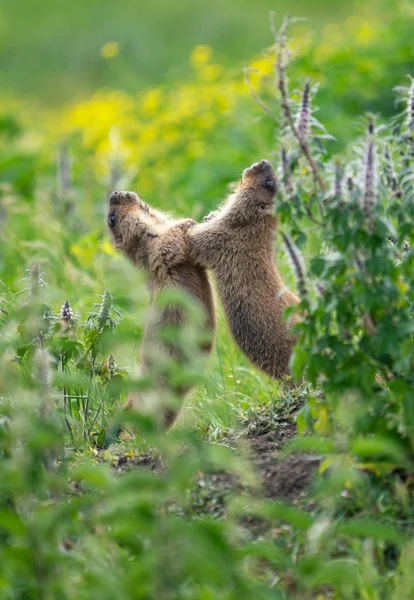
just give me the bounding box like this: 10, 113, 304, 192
199, 64, 223, 83
141, 88, 163, 116
249, 56, 273, 76
70, 242, 94, 267
355, 22, 375, 46
100, 42, 120, 58
63, 92, 134, 146
216, 93, 231, 113
346, 17, 377, 47
100, 241, 116, 256
140, 124, 158, 144
190, 45, 212, 69
175, 90, 197, 119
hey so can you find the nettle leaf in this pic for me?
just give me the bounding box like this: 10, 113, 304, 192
351, 435, 409, 466
294, 230, 308, 249
263, 501, 314, 530
309, 256, 326, 277
301, 557, 360, 590
283, 435, 336, 456
336, 518, 401, 543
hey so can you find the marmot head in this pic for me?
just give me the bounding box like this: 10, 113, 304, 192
108, 190, 156, 253
234, 159, 278, 222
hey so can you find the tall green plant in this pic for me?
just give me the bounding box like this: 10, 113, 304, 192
247, 17, 414, 596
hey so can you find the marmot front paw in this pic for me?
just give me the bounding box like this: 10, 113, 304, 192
175, 218, 197, 231
203, 210, 220, 223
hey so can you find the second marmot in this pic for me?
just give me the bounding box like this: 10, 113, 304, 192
108, 190, 216, 430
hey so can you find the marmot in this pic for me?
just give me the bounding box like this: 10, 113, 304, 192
168, 160, 300, 379
107, 191, 216, 431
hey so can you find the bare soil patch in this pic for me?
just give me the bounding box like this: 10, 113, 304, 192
109, 395, 320, 511
112, 452, 162, 474
248, 420, 319, 502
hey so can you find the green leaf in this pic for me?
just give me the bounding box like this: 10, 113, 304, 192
336, 518, 401, 543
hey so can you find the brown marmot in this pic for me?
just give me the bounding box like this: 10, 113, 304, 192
168, 160, 300, 379
107, 190, 216, 431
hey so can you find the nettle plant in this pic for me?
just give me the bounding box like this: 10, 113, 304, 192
250, 18, 414, 478
0, 267, 126, 449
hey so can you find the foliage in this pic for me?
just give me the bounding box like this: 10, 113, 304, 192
262, 17, 414, 596
1, 7, 414, 599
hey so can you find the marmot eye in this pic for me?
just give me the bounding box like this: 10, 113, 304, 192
265, 179, 274, 191
108, 214, 117, 228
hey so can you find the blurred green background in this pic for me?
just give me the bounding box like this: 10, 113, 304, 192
1, 0, 357, 105
1, 0, 413, 276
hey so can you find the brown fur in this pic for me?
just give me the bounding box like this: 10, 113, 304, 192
169, 160, 300, 379
107, 191, 216, 429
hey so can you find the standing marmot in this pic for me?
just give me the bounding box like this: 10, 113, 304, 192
107, 190, 216, 430
167, 160, 300, 379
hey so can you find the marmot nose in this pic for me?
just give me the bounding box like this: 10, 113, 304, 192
243, 159, 273, 180
110, 191, 120, 205
110, 190, 136, 205
258, 159, 271, 170
252, 159, 271, 172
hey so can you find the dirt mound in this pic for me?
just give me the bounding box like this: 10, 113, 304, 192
247, 418, 319, 501
259, 452, 320, 500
